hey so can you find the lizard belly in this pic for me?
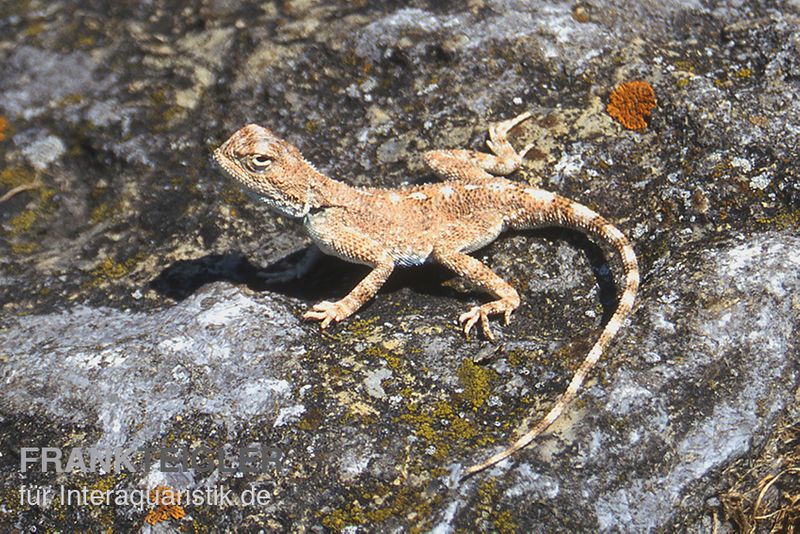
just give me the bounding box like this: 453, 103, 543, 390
454, 220, 506, 254
390, 245, 432, 267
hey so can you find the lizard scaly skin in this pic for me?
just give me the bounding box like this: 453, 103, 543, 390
213, 112, 640, 477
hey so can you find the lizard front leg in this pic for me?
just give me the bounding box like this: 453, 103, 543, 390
302, 215, 396, 328
432, 248, 521, 340
423, 112, 535, 180
303, 261, 393, 328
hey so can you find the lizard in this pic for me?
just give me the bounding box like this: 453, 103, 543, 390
213, 112, 640, 477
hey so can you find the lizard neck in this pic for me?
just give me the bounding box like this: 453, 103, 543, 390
303, 164, 357, 209
308, 169, 353, 209
259, 157, 355, 219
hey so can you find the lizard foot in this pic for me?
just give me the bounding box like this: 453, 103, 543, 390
303, 300, 351, 329
486, 111, 533, 163
458, 300, 517, 341
490, 111, 532, 142
459, 306, 494, 340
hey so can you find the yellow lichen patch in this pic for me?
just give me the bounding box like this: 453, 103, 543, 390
321, 501, 365, 530
399, 399, 483, 460
473, 479, 518, 534
413, 324, 444, 336
77, 35, 96, 47
89, 201, 123, 224
144, 485, 185, 526
607, 80, 657, 130
0, 166, 36, 190
86, 476, 121, 527
506, 347, 543, 367
755, 209, 800, 230
11, 242, 38, 254
335, 390, 379, 419
90, 255, 142, 282
8, 210, 37, 233
457, 358, 497, 411
57, 93, 83, 107
319, 483, 440, 531
0, 167, 52, 223
362, 485, 440, 526
381, 338, 404, 352
296, 407, 324, 431
383, 353, 404, 369
673, 60, 695, 73
345, 316, 383, 342
0, 116, 8, 141
1, 486, 22, 514
93, 258, 130, 279
748, 115, 769, 128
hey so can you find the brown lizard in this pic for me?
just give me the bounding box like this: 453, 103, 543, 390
213, 112, 640, 477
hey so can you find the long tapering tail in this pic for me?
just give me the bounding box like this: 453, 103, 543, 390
463, 197, 640, 478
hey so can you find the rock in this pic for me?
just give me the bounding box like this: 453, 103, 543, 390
4, 233, 796, 531
1, 0, 798, 531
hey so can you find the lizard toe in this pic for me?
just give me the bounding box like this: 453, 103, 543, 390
459, 306, 497, 340
304, 301, 347, 329
520, 142, 536, 159
479, 309, 496, 341
492, 111, 532, 139
302, 309, 326, 321
459, 306, 482, 337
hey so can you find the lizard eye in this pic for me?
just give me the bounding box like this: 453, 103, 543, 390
244, 154, 272, 172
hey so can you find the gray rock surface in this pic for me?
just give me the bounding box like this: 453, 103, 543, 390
1, 0, 798, 531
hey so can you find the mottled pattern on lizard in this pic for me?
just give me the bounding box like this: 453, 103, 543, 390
213, 112, 640, 477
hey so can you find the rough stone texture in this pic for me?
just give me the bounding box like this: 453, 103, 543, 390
1, 0, 798, 531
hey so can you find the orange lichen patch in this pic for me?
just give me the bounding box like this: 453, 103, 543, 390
144, 485, 185, 526
607, 80, 657, 130
0, 116, 9, 141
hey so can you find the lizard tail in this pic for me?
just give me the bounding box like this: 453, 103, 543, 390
462, 199, 640, 479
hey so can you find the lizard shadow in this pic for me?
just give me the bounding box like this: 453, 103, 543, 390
148, 249, 452, 303
149, 228, 618, 325
148, 250, 366, 302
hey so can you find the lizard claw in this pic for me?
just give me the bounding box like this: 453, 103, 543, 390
492, 111, 532, 140
459, 306, 496, 341
487, 112, 533, 164
520, 142, 537, 159
303, 300, 349, 329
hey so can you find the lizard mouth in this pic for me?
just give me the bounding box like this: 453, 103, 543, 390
212, 147, 268, 202
211, 147, 225, 168
212, 148, 239, 179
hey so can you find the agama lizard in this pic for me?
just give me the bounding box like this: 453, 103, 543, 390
213, 112, 639, 477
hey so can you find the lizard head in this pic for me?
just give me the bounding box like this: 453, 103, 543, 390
213, 124, 316, 218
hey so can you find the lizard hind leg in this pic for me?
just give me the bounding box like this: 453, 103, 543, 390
422, 112, 534, 180
486, 111, 535, 163
433, 249, 521, 340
